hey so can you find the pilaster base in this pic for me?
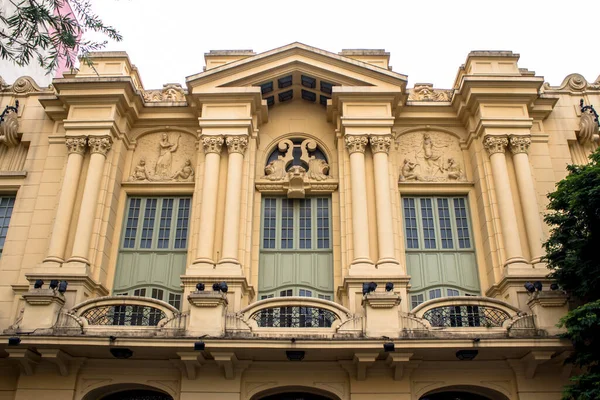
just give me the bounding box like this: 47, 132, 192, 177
348, 259, 376, 276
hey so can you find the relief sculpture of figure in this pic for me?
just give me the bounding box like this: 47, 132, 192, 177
421, 132, 448, 174
172, 159, 195, 182
399, 158, 419, 182
264, 158, 286, 181
155, 133, 181, 178
129, 159, 151, 181
445, 157, 466, 181
307, 157, 330, 181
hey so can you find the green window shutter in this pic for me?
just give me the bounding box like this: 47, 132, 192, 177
403, 196, 480, 307
114, 196, 191, 309
258, 197, 333, 299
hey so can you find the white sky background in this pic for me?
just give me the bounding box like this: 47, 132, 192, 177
88, 0, 600, 90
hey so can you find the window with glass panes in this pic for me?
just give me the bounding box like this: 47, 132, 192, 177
113, 197, 191, 309
0, 196, 15, 257
403, 196, 480, 309
258, 197, 333, 299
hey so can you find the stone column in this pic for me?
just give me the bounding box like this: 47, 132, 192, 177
510, 136, 545, 263
44, 137, 87, 263
370, 135, 398, 266
483, 135, 525, 266
68, 136, 113, 264
219, 135, 248, 266
193, 136, 224, 265
345, 135, 372, 265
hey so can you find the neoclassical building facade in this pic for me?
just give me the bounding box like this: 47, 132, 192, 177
0, 43, 598, 400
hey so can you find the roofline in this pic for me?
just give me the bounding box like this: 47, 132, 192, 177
186, 42, 407, 85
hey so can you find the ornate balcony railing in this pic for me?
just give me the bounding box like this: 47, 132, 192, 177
81, 304, 167, 326
227, 296, 362, 337
411, 296, 524, 330
56, 296, 185, 334
252, 305, 337, 328
422, 304, 510, 328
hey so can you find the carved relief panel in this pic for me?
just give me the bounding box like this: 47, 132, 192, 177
395, 130, 467, 182
256, 138, 337, 197
128, 131, 197, 182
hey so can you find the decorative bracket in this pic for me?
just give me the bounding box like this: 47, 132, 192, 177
353, 353, 377, 381
521, 350, 555, 379
212, 352, 238, 380
38, 349, 79, 376
386, 352, 414, 381
173, 351, 205, 380
6, 348, 41, 376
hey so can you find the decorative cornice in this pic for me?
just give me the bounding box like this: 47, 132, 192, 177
65, 136, 87, 155
88, 136, 113, 156
202, 136, 224, 154
483, 135, 508, 156
225, 135, 248, 154
344, 135, 369, 154
509, 136, 531, 155
369, 135, 391, 154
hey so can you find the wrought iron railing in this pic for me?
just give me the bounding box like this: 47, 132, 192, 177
423, 305, 510, 328
252, 306, 337, 328
81, 304, 167, 326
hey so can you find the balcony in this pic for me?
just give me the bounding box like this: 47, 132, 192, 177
9, 288, 565, 340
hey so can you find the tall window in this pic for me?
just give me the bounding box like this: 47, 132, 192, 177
114, 197, 191, 309
259, 197, 333, 299
403, 196, 480, 308
0, 196, 15, 257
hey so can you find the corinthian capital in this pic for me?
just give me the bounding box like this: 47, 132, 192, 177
225, 135, 248, 154
202, 136, 224, 154
483, 135, 508, 156
65, 136, 87, 155
88, 136, 112, 156
509, 136, 531, 155
344, 135, 369, 154
369, 135, 392, 154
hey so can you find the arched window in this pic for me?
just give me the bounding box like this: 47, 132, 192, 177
100, 389, 173, 400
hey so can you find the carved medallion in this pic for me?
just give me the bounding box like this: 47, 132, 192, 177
142, 83, 186, 103
408, 83, 453, 102
396, 131, 466, 182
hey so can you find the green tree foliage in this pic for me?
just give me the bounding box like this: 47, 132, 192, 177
543, 148, 600, 400
0, 0, 121, 73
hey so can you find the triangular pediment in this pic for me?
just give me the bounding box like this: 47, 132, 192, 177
186, 42, 407, 108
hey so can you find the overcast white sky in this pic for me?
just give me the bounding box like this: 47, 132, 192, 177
90, 0, 600, 90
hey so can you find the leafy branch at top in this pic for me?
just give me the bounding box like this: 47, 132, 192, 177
0, 0, 122, 74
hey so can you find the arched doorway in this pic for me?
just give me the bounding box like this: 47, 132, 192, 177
420, 385, 510, 400
421, 392, 491, 400
259, 393, 334, 400
82, 384, 174, 400
100, 390, 173, 400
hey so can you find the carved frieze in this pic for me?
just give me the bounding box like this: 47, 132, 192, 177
396, 131, 467, 182
408, 83, 453, 102
129, 132, 197, 182
0, 76, 46, 93
0, 102, 20, 147
578, 100, 600, 145
142, 83, 187, 103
